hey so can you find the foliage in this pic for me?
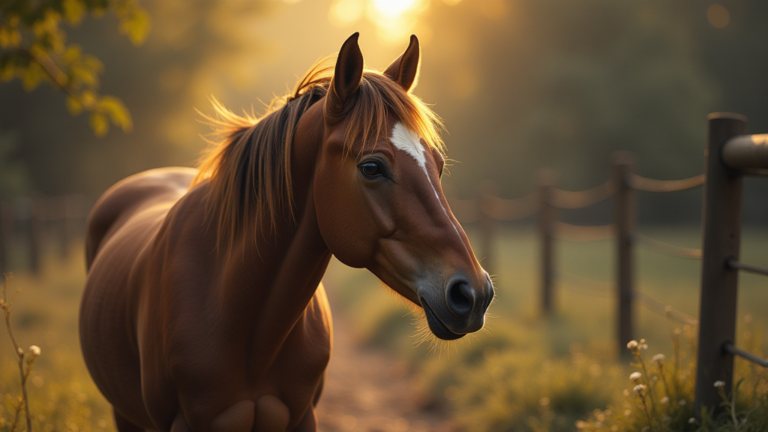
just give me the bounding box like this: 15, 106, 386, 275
581, 323, 768, 432
1, 275, 41, 432
0, 133, 31, 199
0, 255, 115, 432
0, 0, 150, 136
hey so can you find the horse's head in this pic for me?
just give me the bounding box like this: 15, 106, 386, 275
313, 33, 493, 341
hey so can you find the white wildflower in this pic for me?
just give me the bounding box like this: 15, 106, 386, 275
28, 345, 41, 356
627, 340, 638, 350
714, 380, 725, 388
652, 353, 665, 363
633, 384, 646, 395
629, 372, 642, 381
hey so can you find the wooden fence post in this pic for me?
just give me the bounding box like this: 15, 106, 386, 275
613, 152, 635, 358
694, 113, 747, 415
478, 181, 497, 275
538, 169, 556, 315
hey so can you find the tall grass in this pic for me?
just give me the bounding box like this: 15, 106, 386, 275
1, 249, 115, 432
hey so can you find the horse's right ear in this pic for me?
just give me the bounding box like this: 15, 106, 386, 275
326, 33, 364, 122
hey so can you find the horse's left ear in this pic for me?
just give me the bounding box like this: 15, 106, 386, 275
383, 35, 420, 92
326, 33, 364, 122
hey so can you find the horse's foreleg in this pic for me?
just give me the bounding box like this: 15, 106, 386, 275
290, 408, 316, 432
114, 408, 146, 432
312, 373, 325, 407
254, 395, 290, 431
209, 400, 256, 432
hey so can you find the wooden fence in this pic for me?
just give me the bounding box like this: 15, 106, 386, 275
0, 195, 91, 275
694, 113, 768, 413
450, 154, 703, 358
450, 112, 768, 414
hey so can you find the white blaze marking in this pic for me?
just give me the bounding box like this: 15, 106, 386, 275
389, 122, 463, 239
390, 122, 427, 170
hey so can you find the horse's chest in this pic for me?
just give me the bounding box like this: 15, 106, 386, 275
257, 296, 332, 400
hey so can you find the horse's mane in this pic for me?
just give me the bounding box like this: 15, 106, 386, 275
192, 56, 444, 250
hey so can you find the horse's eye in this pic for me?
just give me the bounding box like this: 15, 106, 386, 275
359, 162, 383, 179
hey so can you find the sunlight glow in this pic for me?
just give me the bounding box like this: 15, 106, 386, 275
329, 0, 364, 27
328, 0, 452, 45
371, 0, 421, 20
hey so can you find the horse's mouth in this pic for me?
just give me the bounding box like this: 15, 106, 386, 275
421, 299, 466, 341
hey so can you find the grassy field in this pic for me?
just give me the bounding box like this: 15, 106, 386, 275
322, 224, 768, 431
1, 225, 767, 431
324, 225, 768, 355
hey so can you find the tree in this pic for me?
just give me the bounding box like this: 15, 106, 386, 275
0, 0, 150, 136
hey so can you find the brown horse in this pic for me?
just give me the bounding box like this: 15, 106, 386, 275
80, 33, 493, 432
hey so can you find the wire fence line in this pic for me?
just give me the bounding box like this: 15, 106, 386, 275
484, 193, 539, 221
633, 291, 699, 327
558, 269, 699, 327
448, 192, 539, 223
551, 179, 616, 209
553, 221, 615, 241
634, 233, 703, 259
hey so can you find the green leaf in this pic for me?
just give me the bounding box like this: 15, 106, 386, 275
66, 96, 82, 116
20, 62, 44, 91
62, 0, 86, 26
97, 95, 133, 132
89, 112, 109, 137
70, 63, 98, 87
63, 45, 82, 63
119, 8, 151, 46
0, 26, 21, 48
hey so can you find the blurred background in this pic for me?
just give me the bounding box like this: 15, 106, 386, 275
1, 1, 768, 431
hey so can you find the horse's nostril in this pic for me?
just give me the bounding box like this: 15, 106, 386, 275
447, 279, 475, 317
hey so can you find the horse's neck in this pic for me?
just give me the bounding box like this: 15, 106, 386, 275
212, 102, 330, 370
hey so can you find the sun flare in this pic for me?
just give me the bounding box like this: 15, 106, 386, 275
328, 0, 461, 44
371, 0, 422, 20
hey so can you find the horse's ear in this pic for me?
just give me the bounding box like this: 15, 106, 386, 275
383, 34, 420, 92
326, 32, 364, 121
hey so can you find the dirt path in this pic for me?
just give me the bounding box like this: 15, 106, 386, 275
316, 315, 456, 432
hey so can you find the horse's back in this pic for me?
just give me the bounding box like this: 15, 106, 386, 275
81, 167, 197, 428
86, 167, 197, 269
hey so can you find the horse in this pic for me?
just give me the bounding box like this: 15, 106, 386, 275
79, 33, 494, 432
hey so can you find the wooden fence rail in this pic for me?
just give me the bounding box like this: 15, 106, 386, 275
450, 154, 705, 358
